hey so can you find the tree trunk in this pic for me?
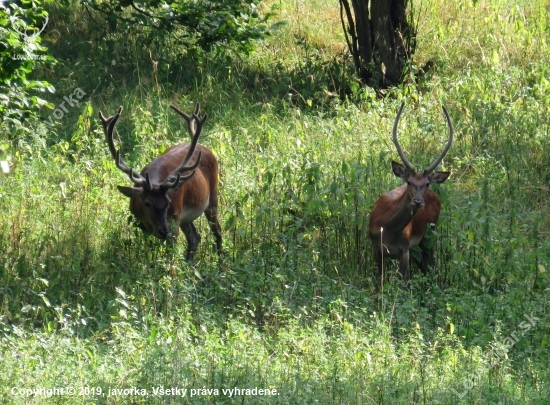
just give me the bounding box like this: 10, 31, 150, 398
339, 0, 415, 89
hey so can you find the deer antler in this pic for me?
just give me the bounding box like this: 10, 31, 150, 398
392, 102, 415, 172
160, 104, 207, 190
424, 106, 454, 174
99, 107, 152, 190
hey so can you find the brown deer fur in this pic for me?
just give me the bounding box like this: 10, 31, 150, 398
369, 103, 453, 283
100, 104, 222, 261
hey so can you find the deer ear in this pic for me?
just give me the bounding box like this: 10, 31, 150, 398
117, 185, 142, 198
428, 171, 450, 184
391, 161, 409, 179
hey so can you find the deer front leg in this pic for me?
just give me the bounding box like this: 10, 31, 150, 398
399, 248, 410, 283
181, 222, 201, 261
373, 247, 384, 284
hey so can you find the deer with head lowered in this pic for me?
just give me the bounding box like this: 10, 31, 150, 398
100, 104, 222, 261
369, 102, 453, 283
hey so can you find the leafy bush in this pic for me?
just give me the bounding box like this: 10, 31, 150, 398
81, 0, 279, 55
0, 0, 55, 128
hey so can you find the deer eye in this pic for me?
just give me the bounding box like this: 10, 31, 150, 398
144, 201, 152, 208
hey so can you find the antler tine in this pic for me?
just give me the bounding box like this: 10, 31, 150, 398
160, 153, 202, 190
170, 104, 192, 120
100, 106, 123, 161
170, 104, 198, 134
424, 105, 454, 174
392, 102, 415, 172
99, 107, 150, 189
160, 152, 202, 190
161, 105, 208, 190
175, 167, 198, 187
186, 112, 207, 158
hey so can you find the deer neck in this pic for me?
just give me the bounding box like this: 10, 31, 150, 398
386, 189, 420, 232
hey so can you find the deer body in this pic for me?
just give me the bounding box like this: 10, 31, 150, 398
101, 105, 222, 261
369, 103, 453, 283
369, 184, 442, 279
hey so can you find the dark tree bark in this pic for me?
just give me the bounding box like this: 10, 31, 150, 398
339, 0, 416, 89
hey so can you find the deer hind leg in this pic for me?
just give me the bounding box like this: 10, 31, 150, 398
204, 205, 223, 255
181, 222, 201, 261
414, 229, 437, 274
414, 242, 435, 275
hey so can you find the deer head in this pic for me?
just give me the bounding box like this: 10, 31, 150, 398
99, 106, 205, 239
391, 102, 453, 207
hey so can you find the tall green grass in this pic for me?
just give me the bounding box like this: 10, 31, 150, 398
0, 0, 549, 403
